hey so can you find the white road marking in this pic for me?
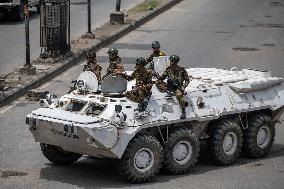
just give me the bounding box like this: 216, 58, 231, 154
0, 101, 20, 114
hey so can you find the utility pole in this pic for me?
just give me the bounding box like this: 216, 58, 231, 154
83, 0, 95, 38
24, 0, 30, 67
116, 0, 121, 12
20, 0, 36, 75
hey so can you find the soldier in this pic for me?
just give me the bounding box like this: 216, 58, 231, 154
124, 57, 153, 112
105, 48, 125, 77
157, 55, 189, 119
145, 41, 166, 69
83, 51, 102, 81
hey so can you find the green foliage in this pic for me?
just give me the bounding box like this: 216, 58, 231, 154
134, 0, 160, 12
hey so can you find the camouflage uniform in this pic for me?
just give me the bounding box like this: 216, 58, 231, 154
125, 58, 153, 111
83, 51, 102, 81
104, 48, 125, 79
146, 41, 166, 70
106, 56, 125, 76
83, 61, 102, 81
157, 65, 189, 107
125, 68, 153, 103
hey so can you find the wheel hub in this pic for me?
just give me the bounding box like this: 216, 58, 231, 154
257, 126, 270, 148
173, 141, 192, 164
223, 132, 238, 155
134, 148, 154, 172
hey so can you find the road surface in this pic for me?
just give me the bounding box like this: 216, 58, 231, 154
0, 0, 284, 188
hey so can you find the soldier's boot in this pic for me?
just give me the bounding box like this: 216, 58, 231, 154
180, 108, 186, 119
142, 101, 148, 111
135, 103, 144, 112
135, 101, 148, 112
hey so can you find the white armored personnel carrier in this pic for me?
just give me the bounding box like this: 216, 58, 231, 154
26, 57, 284, 183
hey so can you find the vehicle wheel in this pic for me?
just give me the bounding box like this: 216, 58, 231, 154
209, 119, 242, 165
162, 127, 200, 174
118, 134, 163, 183
243, 113, 275, 159
40, 143, 82, 165
11, 3, 24, 21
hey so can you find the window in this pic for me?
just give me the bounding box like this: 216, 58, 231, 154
85, 104, 105, 116
65, 101, 86, 112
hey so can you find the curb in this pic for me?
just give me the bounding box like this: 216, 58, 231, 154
0, 0, 182, 107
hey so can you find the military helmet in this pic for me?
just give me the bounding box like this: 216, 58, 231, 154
85, 51, 96, 59
152, 41, 160, 49
136, 57, 146, 65
169, 55, 180, 63
107, 48, 118, 57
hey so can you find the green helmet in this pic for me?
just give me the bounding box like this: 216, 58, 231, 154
107, 48, 118, 59
169, 55, 180, 63
152, 41, 160, 49
136, 57, 146, 65
85, 51, 96, 59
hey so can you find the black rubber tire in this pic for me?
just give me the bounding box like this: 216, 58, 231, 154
209, 119, 243, 165
243, 113, 275, 159
118, 134, 163, 183
11, 3, 24, 21
162, 127, 200, 174
40, 143, 82, 165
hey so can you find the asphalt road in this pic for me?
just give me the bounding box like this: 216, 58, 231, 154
0, 0, 145, 77
1, 0, 284, 188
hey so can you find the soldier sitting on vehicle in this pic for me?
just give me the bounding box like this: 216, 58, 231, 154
103, 48, 125, 79
83, 51, 102, 81
156, 55, 189, 119
145, 41, 166, 69
124, 57, 153, 112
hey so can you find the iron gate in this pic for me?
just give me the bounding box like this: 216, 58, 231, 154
40, 0, 70, 58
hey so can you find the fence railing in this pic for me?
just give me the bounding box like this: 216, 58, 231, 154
40, 0, 70, 58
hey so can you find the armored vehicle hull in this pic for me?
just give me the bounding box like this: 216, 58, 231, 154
26, 63, 284, 183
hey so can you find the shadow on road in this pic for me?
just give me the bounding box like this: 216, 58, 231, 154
39, 143, 284, 188
0, 10, 39, 25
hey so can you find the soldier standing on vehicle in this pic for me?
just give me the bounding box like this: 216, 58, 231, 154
157, 55, 189, 119
145, 41, 166, 69
105, 48, 125, 77
83, 51, 102, 81
124, 57, 153, 112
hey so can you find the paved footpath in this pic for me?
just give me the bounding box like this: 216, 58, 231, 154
0, 0, 284, 188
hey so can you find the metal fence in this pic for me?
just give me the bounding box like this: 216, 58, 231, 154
40, 0, 70, 58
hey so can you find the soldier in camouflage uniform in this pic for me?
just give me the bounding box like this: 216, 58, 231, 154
83, 51, 102, 81
105, 48, 125, 78
124, 57, 153, 112
145, 41, 166, 70
157, 55, 189, 119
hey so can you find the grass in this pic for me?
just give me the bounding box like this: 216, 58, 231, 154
133, 0, 161, 12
